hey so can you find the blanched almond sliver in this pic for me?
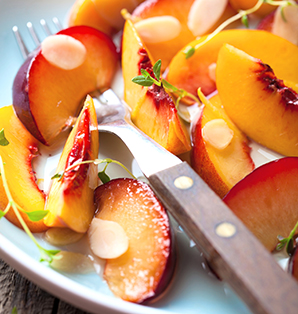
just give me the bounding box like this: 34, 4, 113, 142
202, 118, 234, 150
272, 4, 298, 46
45, 227, 84, 246
208, 63, 217, 82
188, 0, 228, 37
134, 16, 181, 43
51, 251, 95, 274
41, 34, 87, 70
88, 218, 129, 259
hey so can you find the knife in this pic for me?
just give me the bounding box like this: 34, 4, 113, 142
96, 88, 298, 314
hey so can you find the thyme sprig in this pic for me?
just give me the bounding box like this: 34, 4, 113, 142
51, 158, 137, 183
132, 59, 200, 108
276, 220, 298, 255
184, 0, 298, 59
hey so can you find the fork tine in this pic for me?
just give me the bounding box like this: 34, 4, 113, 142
27, 22, 41, 46
52, 17, 63, 31
12, 26, 29, 59
40, 19, 52, 36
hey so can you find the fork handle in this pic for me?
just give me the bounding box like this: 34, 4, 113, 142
149, 162, 298, 314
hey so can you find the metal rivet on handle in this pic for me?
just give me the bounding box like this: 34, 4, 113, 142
215, 222, 237, 238
174, 176, 193, 189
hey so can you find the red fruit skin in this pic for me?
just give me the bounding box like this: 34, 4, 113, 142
13, 25, 119, 145
223, 157, 298, 251
94, 178, 176, 304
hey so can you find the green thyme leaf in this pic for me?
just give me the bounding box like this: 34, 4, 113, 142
241, 14, 249, 28
0, 211, 5, 219
98, 170, 111, 184
131, 75, 154, 86
161, 79, 179, 92
51, 171, 64, 181
153, 59, 161, 80
26, 210, 49, 222
0, 129, 9, 146
184, 47, 195, 59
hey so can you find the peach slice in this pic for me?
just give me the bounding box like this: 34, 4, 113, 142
166, 29, 298, 97
131, 0, 235, 70
223, 157, 298, 251
229, 0, 277, 16
191, 92, 254, 198
68, 0, 145, 35
13, 26, 118, 145
44, 96, 99, 233
122, 19, 191, 155
0, 105, 47, 233
216, 44, 298, 156
94, 178, 176, 304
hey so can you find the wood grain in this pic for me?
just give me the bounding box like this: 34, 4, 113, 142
149, 161, 298, 314
0, 259, 91, 314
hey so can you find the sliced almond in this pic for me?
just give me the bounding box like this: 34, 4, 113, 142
188, 0, 228, 37
208, 62, 217, 82
41, 34, 87, 70
272, 4, 298, 46
45, 227, 84, 246
134, 16, 181, 43
202, 118, 234, 150
88, 218, 129, 259
51, 251, 94, 274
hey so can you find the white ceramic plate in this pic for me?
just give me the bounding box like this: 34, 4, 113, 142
0, 0, 268, 313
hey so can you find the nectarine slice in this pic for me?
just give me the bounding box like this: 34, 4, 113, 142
223, 157, 298, 251
191, 92, 254, 198
44, 95, 99, 233
131, 0, 235, 70
122, 19, 191, 155
0, 105, 47, 233
94, 178, 176, 304
216, 44, 298, 156
166, 29, 298, 97
13, 26, 118, 145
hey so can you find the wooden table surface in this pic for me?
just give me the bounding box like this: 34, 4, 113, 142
0, 259, 91, 314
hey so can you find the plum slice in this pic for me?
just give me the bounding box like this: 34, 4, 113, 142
13, 25, 118, 145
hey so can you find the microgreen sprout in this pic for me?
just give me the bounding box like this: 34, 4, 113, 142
132, 59, 200, 108
0, 155, 60, 263
183, 0, 298, 59
51, 158, 137, 183
276, 220, 298, 255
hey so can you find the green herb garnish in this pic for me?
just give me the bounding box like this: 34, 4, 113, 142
132, 60, 200, 108
184, 0, 298, 59
276, 220, 298, 255
0, 128, 9, 146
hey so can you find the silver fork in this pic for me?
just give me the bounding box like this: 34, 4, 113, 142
12, 20, 298, 314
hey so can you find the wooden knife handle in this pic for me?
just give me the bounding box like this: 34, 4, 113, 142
148, 162, 298, 314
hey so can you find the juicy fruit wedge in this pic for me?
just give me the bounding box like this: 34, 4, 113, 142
44, 96, 99, 233
94, 178, 176, 304
191, 92, 254, 198
131, 0, 235, 70
166, 29, 298, 97
223, 157, 298, 251
0, 106, 47, 233
68, 0, 145, 35
122, 19, 191, 155
216, 44, 298, 156
229, 0, 276, 16
13, 26, 118, 145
